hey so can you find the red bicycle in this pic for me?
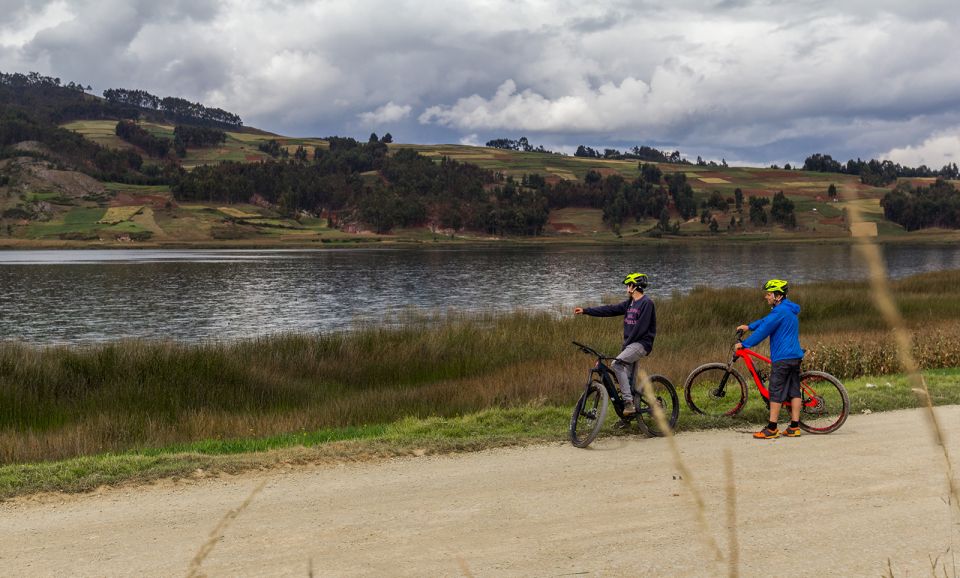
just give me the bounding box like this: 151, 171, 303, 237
683, 330, 849, 434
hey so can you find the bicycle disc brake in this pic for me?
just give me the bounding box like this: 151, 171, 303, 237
802, 395, 827, 416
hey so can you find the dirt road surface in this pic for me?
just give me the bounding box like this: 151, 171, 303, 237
2, 406, 959, 577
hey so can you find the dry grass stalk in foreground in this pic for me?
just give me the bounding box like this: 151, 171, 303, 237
638, 369, 723, 565
187, 479, 267, 578
724, 448, 740, 578
842, 187, 959, 515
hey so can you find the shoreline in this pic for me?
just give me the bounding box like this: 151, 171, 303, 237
2, 229, 959, 250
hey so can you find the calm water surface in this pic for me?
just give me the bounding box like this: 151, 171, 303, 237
2, 244, 960, 344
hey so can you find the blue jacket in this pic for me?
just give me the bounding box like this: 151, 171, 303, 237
742, 298, 804, 362
583, 294, 656, 352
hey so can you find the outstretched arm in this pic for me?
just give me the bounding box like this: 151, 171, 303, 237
579, 300, 630, 317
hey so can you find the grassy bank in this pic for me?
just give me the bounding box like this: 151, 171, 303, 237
2, 270, 960, 468
2, 368, 959, 499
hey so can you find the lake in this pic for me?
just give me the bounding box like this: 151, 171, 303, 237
2, 244, 960, 344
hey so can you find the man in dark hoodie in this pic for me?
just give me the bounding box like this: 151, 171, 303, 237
736, 278, 805, 439
574, 273, 656, 416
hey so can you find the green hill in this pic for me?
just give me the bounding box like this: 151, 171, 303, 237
2, 73, 959, 247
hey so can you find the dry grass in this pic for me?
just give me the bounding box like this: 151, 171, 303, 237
842, 183, 960, 572
217, 206, 259, 219
187, 479, 267, 577
2, 272, 960, 465
639, 369, 722, 565
97, 206, 143, 225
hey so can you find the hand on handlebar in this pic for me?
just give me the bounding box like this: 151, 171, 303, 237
734, 325, 748, 349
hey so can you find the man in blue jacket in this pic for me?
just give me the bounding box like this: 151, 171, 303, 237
736, 279, 804, 439
574, 273, 656, 416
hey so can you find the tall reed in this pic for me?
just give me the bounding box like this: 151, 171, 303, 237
3, 270, 960, 464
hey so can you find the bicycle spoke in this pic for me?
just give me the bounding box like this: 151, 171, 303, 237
684, 364, 747, 417
797, 371, 849, 434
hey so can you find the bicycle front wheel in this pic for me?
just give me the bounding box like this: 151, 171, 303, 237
637, 375, 680, 437
798, 371, 849, 434
684, 363, 748, 417
570, 381, 609, 448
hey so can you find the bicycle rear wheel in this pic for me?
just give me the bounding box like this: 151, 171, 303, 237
570, 381, 609, 448
797, 371, 849, 434
637, 375, 680, 437
683, 363, 748, 417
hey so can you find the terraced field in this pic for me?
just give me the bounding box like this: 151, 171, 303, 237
33, 120, 955, 245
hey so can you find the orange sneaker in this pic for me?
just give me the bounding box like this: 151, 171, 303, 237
753, 426, 780, 439
782, 426, 801, 437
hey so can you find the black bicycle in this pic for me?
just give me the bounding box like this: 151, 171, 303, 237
569, 341, 680, 448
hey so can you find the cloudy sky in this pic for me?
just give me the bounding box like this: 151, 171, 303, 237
2, 0, 959, 167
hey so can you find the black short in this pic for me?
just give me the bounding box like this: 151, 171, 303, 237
769, 358, 802, 403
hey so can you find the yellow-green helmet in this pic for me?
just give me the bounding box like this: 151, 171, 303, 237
623, 272, 648, 289
764, 279, 788, 294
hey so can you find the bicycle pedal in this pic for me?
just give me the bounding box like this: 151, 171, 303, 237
614, 419, 630, 430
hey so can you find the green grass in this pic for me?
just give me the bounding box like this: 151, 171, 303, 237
25, 207, 106, 237
1, 369, 957, 499
102, 183, 171, 194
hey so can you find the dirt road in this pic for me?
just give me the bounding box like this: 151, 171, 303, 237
2, 406, 958, 577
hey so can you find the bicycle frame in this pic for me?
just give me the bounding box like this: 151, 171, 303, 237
584, 357, 628, 408
573, 342, 636, 414
731, 346, 822, 409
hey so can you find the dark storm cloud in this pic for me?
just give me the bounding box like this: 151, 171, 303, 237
1, 0, 958, 166
11, 0, 225, 95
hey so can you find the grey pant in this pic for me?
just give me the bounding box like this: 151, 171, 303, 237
612, 342, 648, 402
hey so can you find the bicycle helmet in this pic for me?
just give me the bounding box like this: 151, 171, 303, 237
622, 272, 648, 289
763, 279, 788, 295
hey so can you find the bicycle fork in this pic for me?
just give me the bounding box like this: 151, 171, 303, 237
711, 357, 738, 398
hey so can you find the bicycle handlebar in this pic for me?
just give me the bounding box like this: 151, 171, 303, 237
735, 328, 745, 341
571, 341, 608, 359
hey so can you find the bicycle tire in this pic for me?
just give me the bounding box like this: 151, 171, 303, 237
637, 375, 680, 437
797, 370, 849, 434
570, 381, 609, 448
683, 363, 748, 417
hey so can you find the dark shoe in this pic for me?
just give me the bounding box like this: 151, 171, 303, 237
622, 399, 636, 416
752, 426, 780, 439
782, 426, 801, 437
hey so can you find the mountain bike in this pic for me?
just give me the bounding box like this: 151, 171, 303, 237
569, 341, 679, 447
682, 330, 849, 434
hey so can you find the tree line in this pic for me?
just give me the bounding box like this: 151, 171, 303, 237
574, 144, 690, 164
803, 153, 959, 187
103, 88, 242, 128
115, 121, 227, 158
882, 179, 960, 231
485, 137, 559, 154
0, 70, 142, 125
174, 136, 551, 235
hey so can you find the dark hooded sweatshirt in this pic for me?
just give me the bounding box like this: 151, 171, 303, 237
583, 294, 656, 353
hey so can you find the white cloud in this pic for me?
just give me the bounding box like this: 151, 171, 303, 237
358, 101, 412, 125
458, 133, 481, 146
0, 1, 74, 47
1, 0, 958, 161
884, 130, 960, 168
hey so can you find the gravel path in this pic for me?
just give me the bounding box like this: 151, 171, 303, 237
2, 406, 958, 577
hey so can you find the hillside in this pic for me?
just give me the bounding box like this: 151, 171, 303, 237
2, 76, 959, 247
